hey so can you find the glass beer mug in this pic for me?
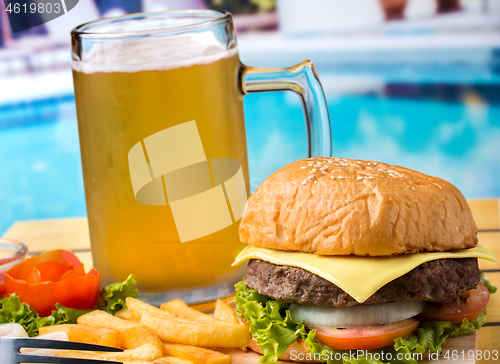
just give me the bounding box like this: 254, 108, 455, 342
71, 10, 331, 305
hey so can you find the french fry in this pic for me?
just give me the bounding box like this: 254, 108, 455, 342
78, 310, 140, 330
160, 299, 224, 324
189, 295, 235, 312
122, 325, 163, 352
116, 308, 134, 321
127, 297, 249, 348
155, 356, 195, 364
162, 342, 231, 364
140, 312, 250, 348
213, 300, 239, 325
78, 309, 163, 353
55, 343, 163, 361
214, 300, 247, 352
127, 297, 179, 321
39, 324, 121, 348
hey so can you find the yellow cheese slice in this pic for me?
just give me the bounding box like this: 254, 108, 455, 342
232, 245, 496, 303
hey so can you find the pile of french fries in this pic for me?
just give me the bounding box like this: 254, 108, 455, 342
40, 297, 250, 364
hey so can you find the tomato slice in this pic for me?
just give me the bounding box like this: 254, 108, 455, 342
312, 318, 420, 350
5, 250, 100, 316
417, 283, 489, 323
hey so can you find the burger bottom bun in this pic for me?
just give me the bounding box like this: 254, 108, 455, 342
248, 338, 320, 363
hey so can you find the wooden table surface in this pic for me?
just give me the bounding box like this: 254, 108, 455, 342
3, 198, 500, 363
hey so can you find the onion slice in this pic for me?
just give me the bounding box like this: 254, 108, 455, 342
0, 323, 28, 337
290, 301, 425, 328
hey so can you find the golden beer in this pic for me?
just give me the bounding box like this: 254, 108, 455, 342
73, 49, 248, 291
72, 10, 331, 302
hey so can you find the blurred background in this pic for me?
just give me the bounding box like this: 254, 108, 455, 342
0, 0, 499, 234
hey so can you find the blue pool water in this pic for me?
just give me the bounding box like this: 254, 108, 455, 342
1, 84, 499, 234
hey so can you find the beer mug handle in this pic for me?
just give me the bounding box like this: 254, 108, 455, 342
241, 60, 332, 157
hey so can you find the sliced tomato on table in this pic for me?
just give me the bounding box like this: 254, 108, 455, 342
417, 283, 489, 323
311, 318, 420, 350
4, 249, 100, 316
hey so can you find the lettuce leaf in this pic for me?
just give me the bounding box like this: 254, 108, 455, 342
0, 295, 90, 336
235, 280, 488, 364
0, 275, 138, 336
0, 294, 42, 337
48, 304, 94, 326
480, 272, 498, 294
235, 280, 309, 363
97, 274, 138, 315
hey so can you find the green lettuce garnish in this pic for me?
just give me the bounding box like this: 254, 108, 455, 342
0, 294, 90, 336
49, 303, 94, 326
235, 280, 345, 364
97, 274, 138, 315
235, 280, 490, 364
393, 310, 486, 362
0, 275, 138, 336
480, 272, 497, 294
0, 294, 45, 337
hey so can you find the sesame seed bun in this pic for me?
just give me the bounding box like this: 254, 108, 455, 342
239, 157, 477, 256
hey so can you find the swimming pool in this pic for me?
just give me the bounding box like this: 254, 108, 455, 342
1, 76, 499, 234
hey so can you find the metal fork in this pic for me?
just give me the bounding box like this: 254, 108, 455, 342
0, 337, 124, 364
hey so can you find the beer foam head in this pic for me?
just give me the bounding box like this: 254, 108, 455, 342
72, 30, 237, 73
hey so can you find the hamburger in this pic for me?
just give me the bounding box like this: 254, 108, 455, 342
232, 157, 497, 364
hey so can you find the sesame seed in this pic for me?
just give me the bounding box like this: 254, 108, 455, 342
300, 166, 307, 169
338, 176, 345, 179
330, 176, 336, 179
322, 171, 328, 175
314, 180, 317, 184
328, 160, 334, 163
308, 175, 314, 179
320, 167, 327, 171
302, 179, 308, 185
310, 169, 317, 173
357, 176, 364, 180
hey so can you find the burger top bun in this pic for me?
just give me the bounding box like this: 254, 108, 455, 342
239, 157, 477, 256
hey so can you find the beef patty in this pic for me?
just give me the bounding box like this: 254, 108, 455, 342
245, 258, 480, 308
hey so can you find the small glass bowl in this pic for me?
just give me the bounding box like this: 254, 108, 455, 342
0, 239, 28, 283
